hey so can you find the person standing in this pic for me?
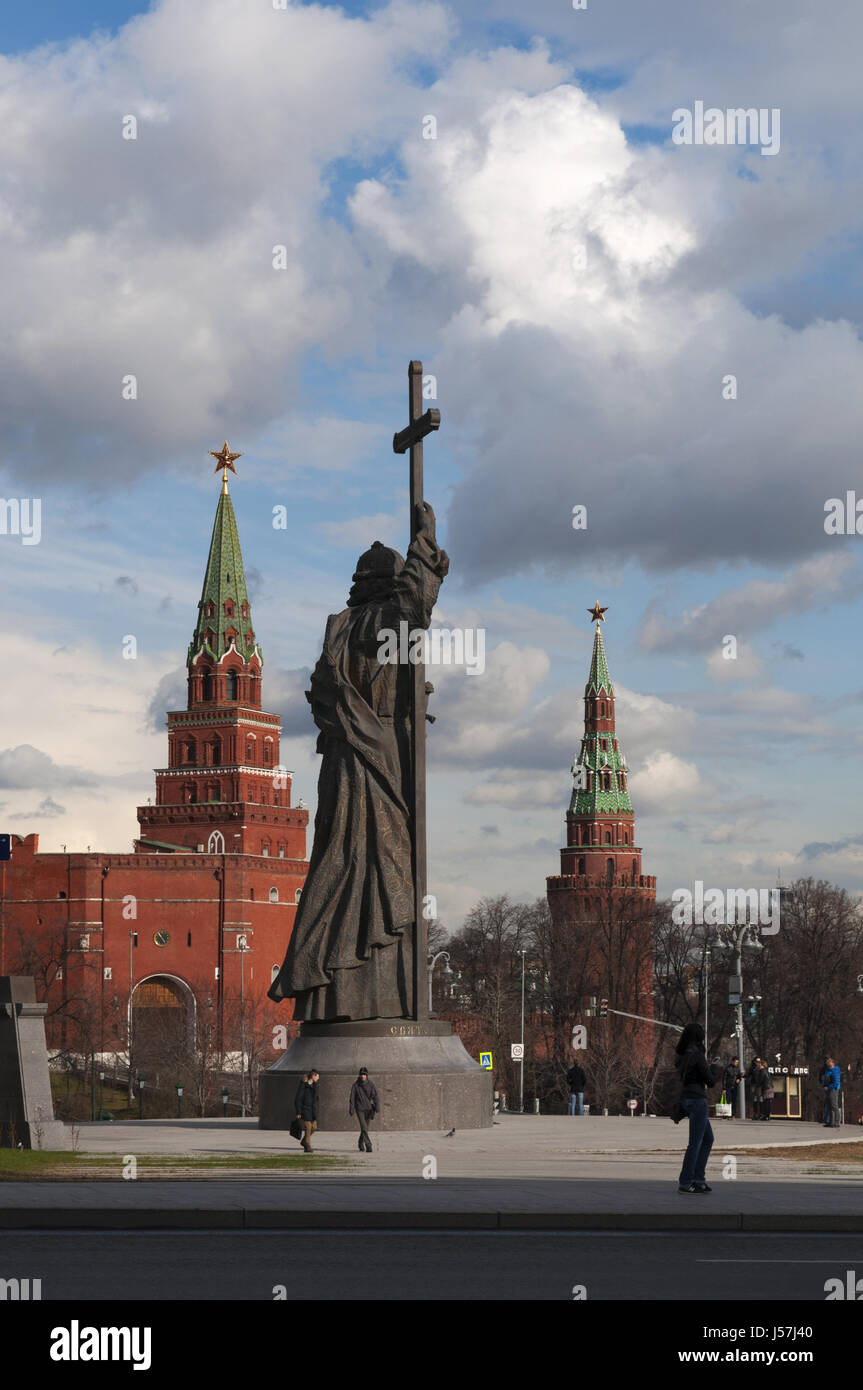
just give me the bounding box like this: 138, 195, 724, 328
567, 1061, 587, 1116
758, 1061, 774, 1121
349, 1067, 380, 1152
823, 1057, 841, 1128
747, 1056, 763, 1121
675, 1022, 722, 1194
818, 1058, 831, 1125
294, 1069, 320, 1153
723, 1056, 741, 1117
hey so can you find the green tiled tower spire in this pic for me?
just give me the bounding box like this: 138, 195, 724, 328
188, 446, 262, 669
585, 623, 613, 698
569, 606, 632, 817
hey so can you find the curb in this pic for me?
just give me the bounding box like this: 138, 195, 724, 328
2, 1209, 862, 1232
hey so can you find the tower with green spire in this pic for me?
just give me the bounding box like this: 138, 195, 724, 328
136, 445, 308, 860
548, 604, 655, 896
546, 605, 656, 1071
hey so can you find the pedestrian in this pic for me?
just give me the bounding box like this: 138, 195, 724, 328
349, 1067, 380, 1152
294, 1069, 319, 1153
567, 1060, 587, 1116
675, 1022, 722, 1194
723, 1055, 741, 1117
758, 1061, 774, 1120
747, 1056, 762, 1120
818, 1058, 831, 1125
822, 1056, 841, 1128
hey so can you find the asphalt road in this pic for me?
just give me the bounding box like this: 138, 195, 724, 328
3, 1231, 862, 1300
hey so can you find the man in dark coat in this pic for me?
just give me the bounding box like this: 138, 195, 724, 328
566, 1061, 587, 1115
349, 1067, 380, 1152
294, 1070, 319, 1153
723, 1056, 741, 1117
268, 503, 449, 1022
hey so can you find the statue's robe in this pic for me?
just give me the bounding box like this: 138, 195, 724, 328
268, 530, 447, 1020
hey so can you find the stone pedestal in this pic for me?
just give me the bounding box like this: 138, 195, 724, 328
0, 976, 69, 1150
258, 1020, 493, 1131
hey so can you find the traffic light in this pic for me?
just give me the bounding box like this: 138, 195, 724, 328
599, 999, 608, 1018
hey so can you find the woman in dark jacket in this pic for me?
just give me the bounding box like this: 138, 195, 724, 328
675, 1023, 722, 1193
294, 1069, 319, 1153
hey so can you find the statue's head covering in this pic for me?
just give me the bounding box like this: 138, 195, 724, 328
347, 540, 404, 607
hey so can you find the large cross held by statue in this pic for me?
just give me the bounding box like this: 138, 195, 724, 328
393, 360, 440, 1021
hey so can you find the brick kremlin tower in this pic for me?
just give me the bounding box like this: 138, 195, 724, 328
548, 603, 656, 901
546, 605, 656, 1051
136, 442, 305, 861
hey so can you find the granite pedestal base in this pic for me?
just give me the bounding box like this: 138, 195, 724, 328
0, 976, 69, 1150
258, 1020, 493, 1131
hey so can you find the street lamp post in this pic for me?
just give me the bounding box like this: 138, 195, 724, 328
716, 917, 763, 1120
127, 928, 136, 1104
239, 936, 247, 1119
99, 1069, 105, 1121
176, 1083, 183, 1119
221, 1087, 229, 1118
519, 948, 527, 1114
703, 944, 711, 1047
427, 950, 450, 1014
137, 1076, 145, 1121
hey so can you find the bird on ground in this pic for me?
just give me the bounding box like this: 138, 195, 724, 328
444, 1128, 456, 1137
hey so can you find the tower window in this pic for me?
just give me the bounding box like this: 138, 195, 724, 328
577, 856, 586, 875
606, 857, 614, 883
187, 932, 192, 947
225, 601, 234, 617
632, 859, 637, 879
269, 887, 279, 903
226, 671, 238, 699
604, 831, 611, 844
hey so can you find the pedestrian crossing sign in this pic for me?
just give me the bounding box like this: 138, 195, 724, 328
479, 1052, 493, 1069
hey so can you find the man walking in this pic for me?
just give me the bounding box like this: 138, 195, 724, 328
349, 1067, 380, 1152
294, 1069, 319, 1153
822, 1056, 841, 1128
567, 1061, 587, 1116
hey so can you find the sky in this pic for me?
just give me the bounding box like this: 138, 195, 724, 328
2, 0, 863, 929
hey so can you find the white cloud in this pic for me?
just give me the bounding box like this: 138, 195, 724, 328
629, 750, 701, 815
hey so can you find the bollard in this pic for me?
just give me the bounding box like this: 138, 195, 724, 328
533, 1098, 540, 1115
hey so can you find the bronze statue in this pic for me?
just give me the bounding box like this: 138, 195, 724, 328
268, 500, 448, 1020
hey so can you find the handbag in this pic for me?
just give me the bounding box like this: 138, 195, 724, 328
289, 1117, 304, 1141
